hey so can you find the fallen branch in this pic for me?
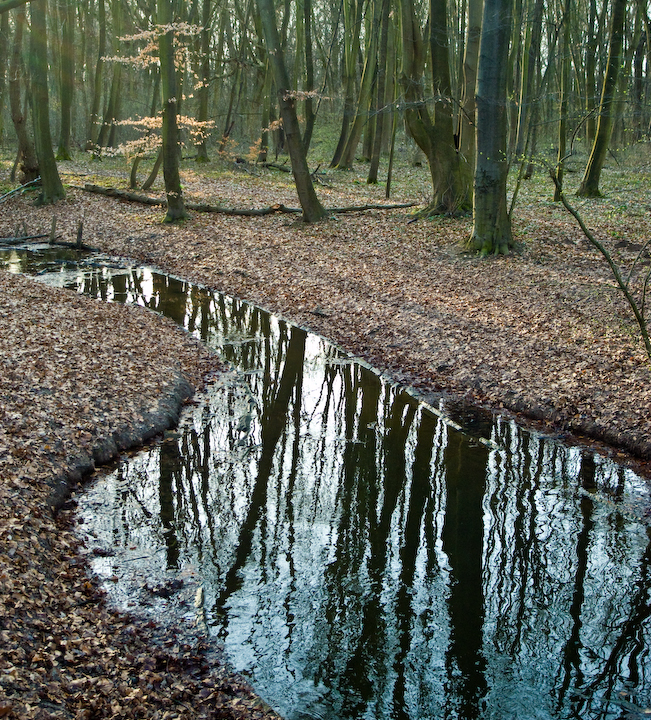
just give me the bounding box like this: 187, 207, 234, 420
0, 233, 49, 245
82, 183, 416, 216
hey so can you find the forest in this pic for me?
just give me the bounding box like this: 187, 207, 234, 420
0, 0, 646, 252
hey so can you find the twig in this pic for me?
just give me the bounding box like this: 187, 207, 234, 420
549, 168, 651, 361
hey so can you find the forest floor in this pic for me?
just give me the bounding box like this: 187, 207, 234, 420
1, 145, 651, 718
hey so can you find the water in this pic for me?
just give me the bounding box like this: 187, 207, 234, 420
4, 244, 651, 720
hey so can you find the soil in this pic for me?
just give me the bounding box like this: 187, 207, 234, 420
1, 153, 650, 718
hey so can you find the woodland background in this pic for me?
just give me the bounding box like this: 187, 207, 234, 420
0, 0, 646, 243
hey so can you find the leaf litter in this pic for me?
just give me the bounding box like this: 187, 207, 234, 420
1, 154, 651, 718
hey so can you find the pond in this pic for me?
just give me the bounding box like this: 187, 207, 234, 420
3, 244, 651, 720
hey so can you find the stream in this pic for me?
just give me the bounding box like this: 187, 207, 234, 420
3, 244, 651, 720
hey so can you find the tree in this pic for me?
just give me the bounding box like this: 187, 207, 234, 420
158, 0, 187, 222
257, 0, 327, 222
577, 0, 626, 198
56, 0, 74, 160
399, 0, 472, 214
29, 0, 65, 203
468, 0, 513, 254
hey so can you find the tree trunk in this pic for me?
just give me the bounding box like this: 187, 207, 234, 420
553, 0, 571, 202
85, 0, 105, 150
337, 0, 379, 169
399, 0, 472, 214
96, 0, 122, 149
367, 0, 390, 184
56, 0, 74, 160
302, 0, 315, 152
0, 12, 9, 143
469, 0, 513, 254
158, 0, 187, 222
9, 7, 38, 182
257, 0, 326, 221
195, 0, 211, 162
29, 0, 64, 203
458, 0, 482, 170
577, 0, 626, 197
330, 0, 362, 167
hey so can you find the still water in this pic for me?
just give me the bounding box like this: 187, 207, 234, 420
4, 245, 651, 720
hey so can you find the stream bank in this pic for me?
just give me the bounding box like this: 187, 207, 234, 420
0, 268, 280, 720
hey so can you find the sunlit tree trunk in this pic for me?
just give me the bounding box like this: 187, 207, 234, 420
577, 0, 626, 197
257, 0, 326, 221
29, 0, 64, 203
158, 0, 187, 222
195, 0, 211, 162
469, 0, 513, 254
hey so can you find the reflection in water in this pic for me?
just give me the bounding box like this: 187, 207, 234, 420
4, 246, 651, 720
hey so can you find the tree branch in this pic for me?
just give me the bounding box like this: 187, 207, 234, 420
81, 183, 415, 216
0, 0, 35, 14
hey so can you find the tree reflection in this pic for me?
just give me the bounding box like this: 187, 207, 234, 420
61, 256, 651, 720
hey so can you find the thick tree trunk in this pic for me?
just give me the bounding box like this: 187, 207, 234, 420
158, 0, 187, 222
9, 7, 38, 182
399, 0, 472, 214
257, 0, 326, 221
577, 0, 626, 198
29, 0, 64, 203
469, 0, 513, 254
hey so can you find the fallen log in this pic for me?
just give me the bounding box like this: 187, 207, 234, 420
81, 183, 417, 216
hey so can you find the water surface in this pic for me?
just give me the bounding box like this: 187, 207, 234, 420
4, 245, 651, 720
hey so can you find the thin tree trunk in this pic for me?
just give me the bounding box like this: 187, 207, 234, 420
56, 0, 74, 160
553, 0, 571, 201
458, 0, 482, 170
96, 0, 122, 149
302, 0, 316, 152
367, 0, 390, 184
0, 12, 9, 143
86, 0, 105, 150
158, 0, 187, 221
330, 0, 362, 167
577, 0, 626, 197
195, 0, 211, 162
337, 0, 379, 170
257, 0, 326, 221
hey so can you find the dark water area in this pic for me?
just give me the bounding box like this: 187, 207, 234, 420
4, 245, 651, 720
